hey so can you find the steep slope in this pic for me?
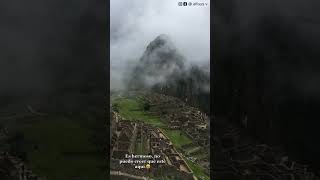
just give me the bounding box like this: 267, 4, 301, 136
128, 34, 185, 89
128, 34, 210, 114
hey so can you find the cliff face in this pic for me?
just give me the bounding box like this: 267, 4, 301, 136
129, 34, 185, 90
214, 0, 320, 170
129, 35, 210, 114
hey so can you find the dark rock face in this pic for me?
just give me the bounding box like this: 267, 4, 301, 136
129, 35, 210, 114
0, 0, 107, 114
129, 34, 185, 90
213, 0, 320, 174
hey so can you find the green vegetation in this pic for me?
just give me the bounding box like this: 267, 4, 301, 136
135, 135, 148, 155
112, 95, 209, 179
135, 142, 143, 154
185, 146, 202, 155
112, 98, 165, 127
161, 129, 192, 148
16, 114, 106, 180
186, 159, 210, 180
143, 102, 151, 111
112, 103, 120, 113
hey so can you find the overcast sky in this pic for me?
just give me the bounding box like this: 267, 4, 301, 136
110, 0, 210, 89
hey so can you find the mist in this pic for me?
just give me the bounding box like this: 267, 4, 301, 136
110, 0, 210, 90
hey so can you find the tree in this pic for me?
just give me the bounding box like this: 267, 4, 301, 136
112, 103, 119, 112
143, 102, 150, 111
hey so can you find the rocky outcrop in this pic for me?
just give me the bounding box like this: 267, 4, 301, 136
129, 35, 210, 114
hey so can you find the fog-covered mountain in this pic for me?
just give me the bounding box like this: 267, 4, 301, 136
128, 35, 210, 114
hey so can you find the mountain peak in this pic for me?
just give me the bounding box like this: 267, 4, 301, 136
144, 34, 174, 55
155, 34, 171, 42
140, 34, 184, 69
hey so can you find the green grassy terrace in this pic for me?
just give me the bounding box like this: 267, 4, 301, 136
111, 95, 209, 179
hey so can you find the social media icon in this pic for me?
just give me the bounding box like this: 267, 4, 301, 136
188, 2, 192, 6
183, 2, 187, 6
178, 2, 183, 6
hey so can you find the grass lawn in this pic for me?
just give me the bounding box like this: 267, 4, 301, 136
186, 159, 210, 180
18, 115, 106, 180
186, 146, 202, 155
161, 129, 192, 148
113, 97, 192, 148
113, 98, 165, 127
135, 142, 143, 154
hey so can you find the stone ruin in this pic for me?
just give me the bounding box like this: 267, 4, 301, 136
142, 93, 210, 148
110, 113, 195, 179
141, 93, 210, 170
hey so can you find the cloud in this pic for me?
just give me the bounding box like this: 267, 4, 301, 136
110, 0, 210, 90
